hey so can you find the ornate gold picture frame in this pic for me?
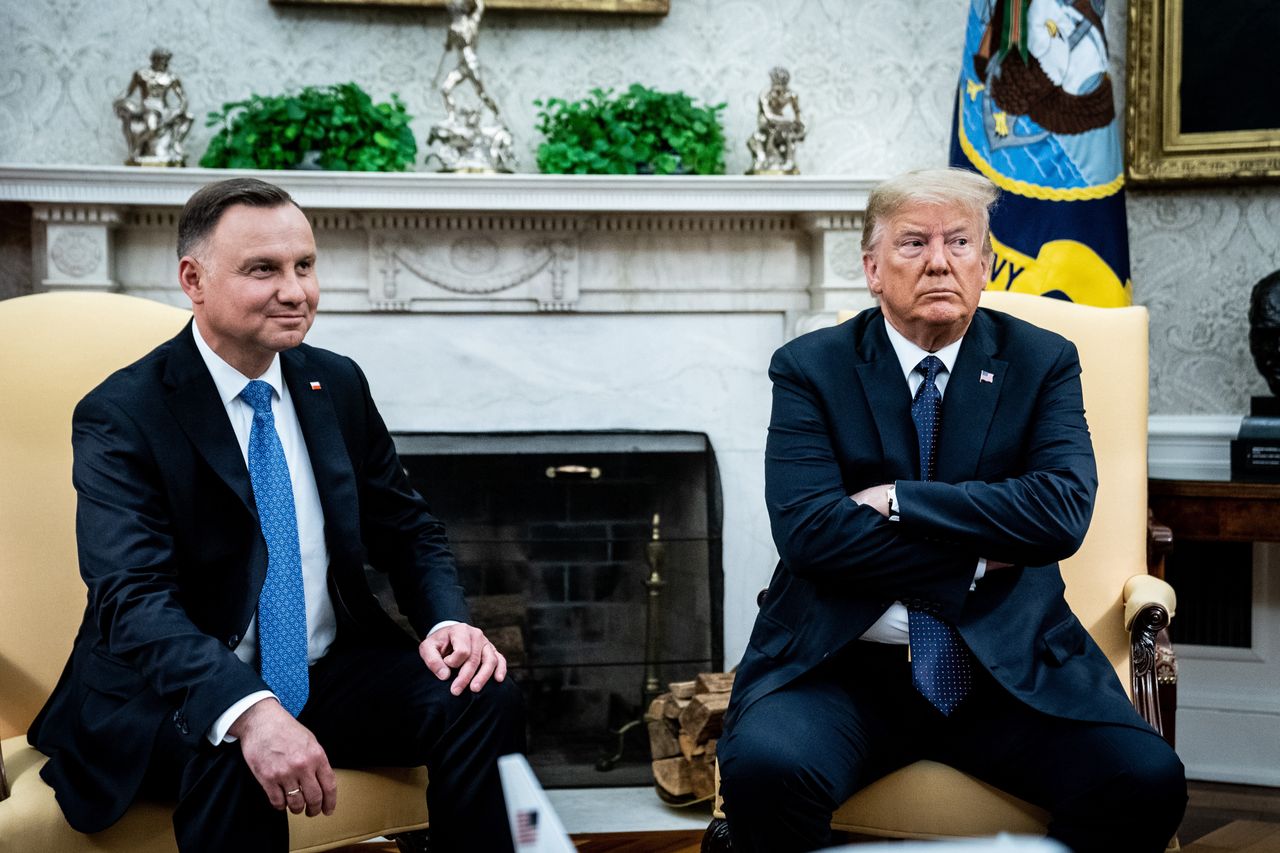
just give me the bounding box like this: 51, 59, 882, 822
1126, 0, 1280, 184
271, 0, 668, 12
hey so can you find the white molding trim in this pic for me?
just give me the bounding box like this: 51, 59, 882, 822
1176, 644, 1266, 663
0, 164, 877, 213
1179, 688, 1280, 717
1147, 413, 1241, 481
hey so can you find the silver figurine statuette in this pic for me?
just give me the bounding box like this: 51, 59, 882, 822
113, 48, 194, 167
746, 66, 806, 176
427, 0, 516, 173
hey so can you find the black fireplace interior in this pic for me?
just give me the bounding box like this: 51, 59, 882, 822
383, 431, 723, 787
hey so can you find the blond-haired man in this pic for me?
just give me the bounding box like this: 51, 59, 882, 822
719, 168, 1185, 853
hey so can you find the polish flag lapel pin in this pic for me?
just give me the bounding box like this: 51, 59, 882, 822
309, 381, 323, 391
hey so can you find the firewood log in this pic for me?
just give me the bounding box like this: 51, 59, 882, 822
668, 680, 697, 700
695, 671, 736, 694
679, 691, 730, 744
662, 693, 691, 720
647, 717, 681, 760
652, 757, 692, 797
689, 756, 716, 801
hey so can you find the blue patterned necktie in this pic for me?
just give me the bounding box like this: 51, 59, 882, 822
908, 355, 972, 716
240, 380, 309, 717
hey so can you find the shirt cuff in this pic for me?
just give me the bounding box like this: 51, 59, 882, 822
207, 691, 277, 746
971, 557, 987, 591
427, 619, 462, 637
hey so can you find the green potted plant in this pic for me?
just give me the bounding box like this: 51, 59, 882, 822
534, 84, 726, 175
200, 82, 417, 171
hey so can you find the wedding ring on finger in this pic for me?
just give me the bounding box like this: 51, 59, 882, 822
285, 787, 302, 797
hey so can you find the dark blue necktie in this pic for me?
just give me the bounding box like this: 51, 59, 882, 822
241, 380, 310, 717
908, 355, 972, 716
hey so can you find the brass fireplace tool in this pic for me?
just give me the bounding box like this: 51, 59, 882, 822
596, 512, 666, 771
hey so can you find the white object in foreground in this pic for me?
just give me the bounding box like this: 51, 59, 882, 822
498, 754, 576, 853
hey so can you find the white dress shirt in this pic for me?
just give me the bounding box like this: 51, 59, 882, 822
857, 318, 985, 644
193, 324, 459, 743
192, 322, 337, 743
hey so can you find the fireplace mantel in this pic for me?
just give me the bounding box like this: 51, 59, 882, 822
0, 164, 875, 320
0, 164, 874, 213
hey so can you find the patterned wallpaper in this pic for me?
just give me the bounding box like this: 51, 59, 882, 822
1, 0, 1277, 413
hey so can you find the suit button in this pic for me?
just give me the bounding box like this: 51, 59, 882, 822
227, 634, 239, 648
173, 710, 189, 735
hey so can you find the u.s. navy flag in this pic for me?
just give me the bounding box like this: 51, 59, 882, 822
950, 0, 1131, 306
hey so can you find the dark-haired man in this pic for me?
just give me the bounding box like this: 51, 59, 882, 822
717, 168, 1186, 853
29, 178, 524, 852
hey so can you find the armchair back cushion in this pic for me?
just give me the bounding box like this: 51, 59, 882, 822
0, 292, 190, 740
976, 290, 1148, 691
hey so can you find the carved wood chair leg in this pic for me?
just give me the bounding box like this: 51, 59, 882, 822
702, 816, 733, 852
393, 828, 431, 853
1156, 627, 1178, 748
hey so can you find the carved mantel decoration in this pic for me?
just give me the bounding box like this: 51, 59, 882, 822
371, 223, 579, 311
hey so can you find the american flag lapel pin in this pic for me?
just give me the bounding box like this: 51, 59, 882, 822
309, 381, 323, 391
515, 808, 539, 844
979, 370, 994, 384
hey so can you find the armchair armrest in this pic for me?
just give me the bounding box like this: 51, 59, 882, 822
1124, 574, 1176, 631
1123, 574, 1176, 745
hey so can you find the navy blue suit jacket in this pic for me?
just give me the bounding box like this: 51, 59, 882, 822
28, 324, 470, 833
726, 306, 1146, 733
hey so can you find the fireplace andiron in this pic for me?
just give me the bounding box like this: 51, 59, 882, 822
596, 513, 667, 771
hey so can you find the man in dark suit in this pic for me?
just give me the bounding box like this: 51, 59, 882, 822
717, 169, 1186, 853
28, 178, 524, 852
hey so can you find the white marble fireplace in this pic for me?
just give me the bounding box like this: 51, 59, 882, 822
0, 165, 877, 666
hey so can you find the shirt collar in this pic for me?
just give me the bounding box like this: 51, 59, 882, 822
882, 316, 964, 383
191, 320, 284, 406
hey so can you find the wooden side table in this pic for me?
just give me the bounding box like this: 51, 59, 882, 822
1148, 479, 1280, 545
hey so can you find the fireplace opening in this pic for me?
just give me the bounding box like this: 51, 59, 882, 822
383, 431, 724, 787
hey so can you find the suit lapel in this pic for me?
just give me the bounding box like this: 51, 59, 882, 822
162, 323, 256, 516
936, 310, 1006, 483
852, 313, 919, 481
282, 348, 360, 547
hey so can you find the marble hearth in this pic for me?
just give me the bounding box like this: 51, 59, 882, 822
0, 165, 877, 666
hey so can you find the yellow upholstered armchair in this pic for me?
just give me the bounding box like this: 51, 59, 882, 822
0, 293, 429, 852
704, 291, 1178, 847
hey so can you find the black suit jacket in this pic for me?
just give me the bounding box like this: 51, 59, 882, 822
28, 323, 470, 833
726, 306, 1147, 733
